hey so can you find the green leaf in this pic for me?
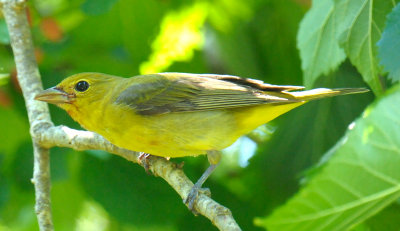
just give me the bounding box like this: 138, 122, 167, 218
81, 0, 119, 15
297, 0, 346, 88
377, 3, 400, 83
140, 2, 208, 74
298, 0, 398, 94
335, 0, 397, 95
257, 83, 400, 230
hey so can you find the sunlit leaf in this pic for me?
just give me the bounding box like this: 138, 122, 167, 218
335, 0, 397, 95
140, 2, 208, 74
297, 0, 346, 88
299, 0, 398, 94
377, 3, 400, 83
258, 83, 400, 230
208, 0, 255, 33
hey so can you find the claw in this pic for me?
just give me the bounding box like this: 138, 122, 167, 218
185, 186, 211, 215
138, 152, 151, 174
184, 161, 218, 214
185, 185, 200, 214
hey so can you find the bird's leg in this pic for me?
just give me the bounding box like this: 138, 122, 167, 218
138, 152, 152, 174
185, 150, 221, 214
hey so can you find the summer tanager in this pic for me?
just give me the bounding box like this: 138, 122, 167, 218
35, 72, 368, 210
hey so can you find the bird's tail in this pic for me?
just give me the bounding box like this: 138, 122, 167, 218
286, 88, 369, 101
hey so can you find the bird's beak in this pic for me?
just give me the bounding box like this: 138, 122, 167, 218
34, 87, 73, 104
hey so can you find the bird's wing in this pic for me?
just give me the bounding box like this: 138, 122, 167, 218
115, 73, 303, 115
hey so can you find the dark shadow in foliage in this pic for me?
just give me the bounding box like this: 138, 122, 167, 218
0, 153, 10, 208
10, 142, 70, 192
364, 203, 400, 231
10, 141, 34, 192
79, 153, 187, 226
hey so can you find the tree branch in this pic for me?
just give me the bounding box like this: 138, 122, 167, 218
1, 0, 53, 230
36, 125, 241, 231
1, 1, 241, 230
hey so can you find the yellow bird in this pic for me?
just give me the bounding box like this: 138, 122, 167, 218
35, 72, 368, 209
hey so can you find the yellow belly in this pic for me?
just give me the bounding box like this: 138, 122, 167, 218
82, 102, 305, 158
103, 110, 238, 157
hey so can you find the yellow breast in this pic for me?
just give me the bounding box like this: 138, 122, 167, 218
76, 100, 305, 158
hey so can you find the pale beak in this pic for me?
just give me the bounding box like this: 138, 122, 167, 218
34, 87, 73, 104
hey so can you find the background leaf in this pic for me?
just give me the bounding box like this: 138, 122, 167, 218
335, 0, 398, 95
377, 3, 400, 83
297, 0, 346, 88
258, 83, 400, 231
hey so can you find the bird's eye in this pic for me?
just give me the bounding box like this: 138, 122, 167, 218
75, 81, 89, 92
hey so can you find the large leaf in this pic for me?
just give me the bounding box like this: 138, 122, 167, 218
377, 3, 400, 83
240, 64, 372, 215
335, 0, 397, 95
299, 0, 398, 94
297, 0, 346, 88
257, 84, 400, 230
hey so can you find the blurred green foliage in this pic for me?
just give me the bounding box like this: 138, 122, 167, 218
0, 0, 400, 230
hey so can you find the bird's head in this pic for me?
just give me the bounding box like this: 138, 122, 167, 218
35, 72, 121, 115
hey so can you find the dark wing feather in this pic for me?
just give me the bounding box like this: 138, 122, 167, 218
115, 73, 302, 115
193, 73, 305, 91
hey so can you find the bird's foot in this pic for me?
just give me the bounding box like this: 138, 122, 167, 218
138, 152, 152, 174
184, 185, 211, 215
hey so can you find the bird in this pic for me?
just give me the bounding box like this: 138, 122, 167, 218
35, 72, 369, 211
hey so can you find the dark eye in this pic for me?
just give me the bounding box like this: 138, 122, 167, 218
75, 81, 89, 92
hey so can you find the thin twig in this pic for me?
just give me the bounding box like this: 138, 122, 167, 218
1, 0, 241, 230
1, 0, 54, 230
